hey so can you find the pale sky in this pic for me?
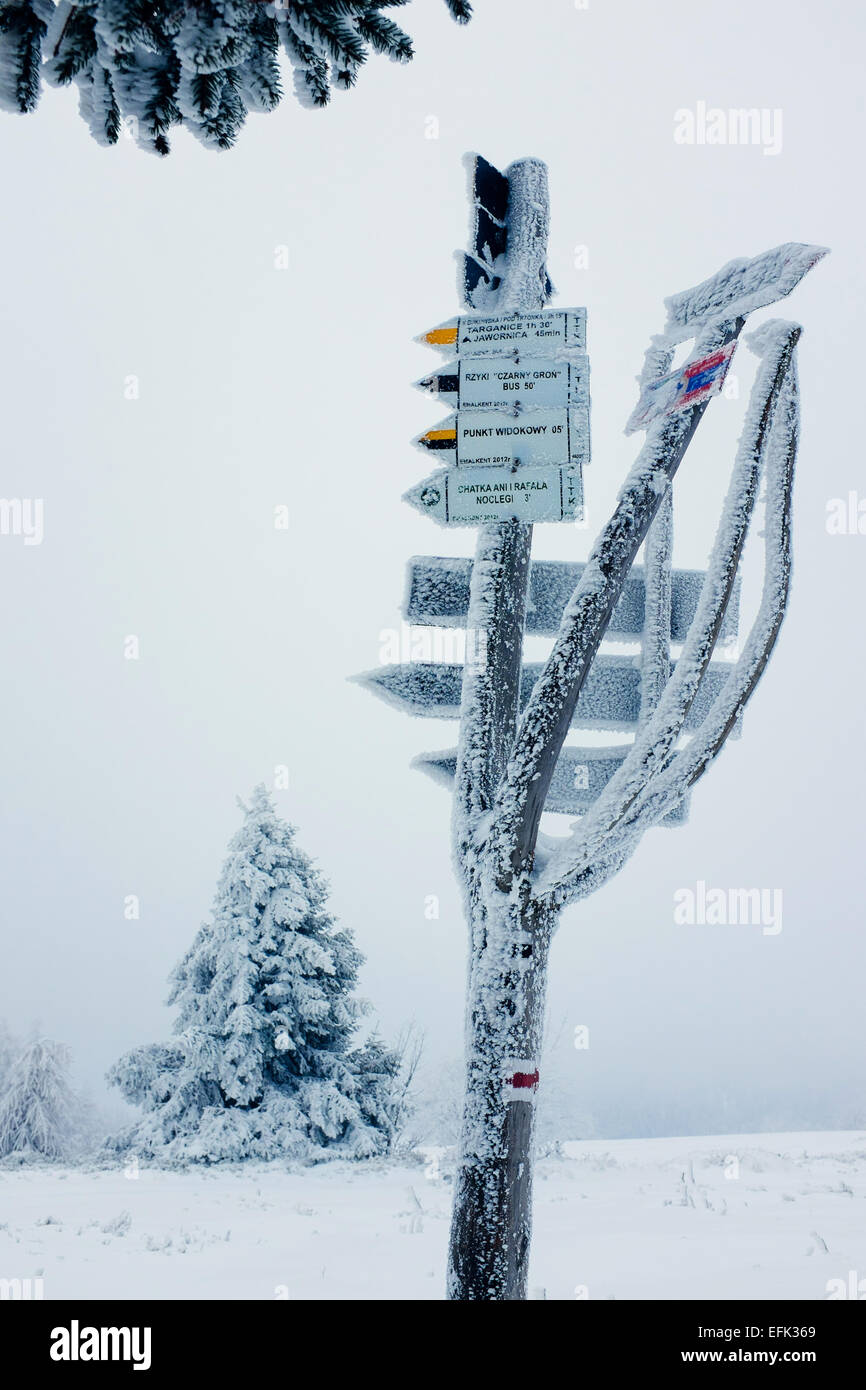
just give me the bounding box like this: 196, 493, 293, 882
0, 0, 862, 1136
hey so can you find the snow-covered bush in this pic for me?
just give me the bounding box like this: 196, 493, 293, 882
0, 1, 472, 154
106, 785, 402, 1165
0, 1019, 18, 1091
0, 1036, 78, 1161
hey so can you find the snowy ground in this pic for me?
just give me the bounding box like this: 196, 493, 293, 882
2, 1132, 865, 1301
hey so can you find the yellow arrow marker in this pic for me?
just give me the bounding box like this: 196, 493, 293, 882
424, 326, 458, 347
419, 427, 458, 451
417, 309, 587, 358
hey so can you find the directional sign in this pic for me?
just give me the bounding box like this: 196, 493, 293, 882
415, 408, 590, 469
626, 342, 736, 434
414, 745, 688, 825
403, 556, 741, 643
418, 308, 586, 358
472, 153, 509, 224
404, 463, 583, 527
664, 242, 829, 344
358, 655, 737, 735
462, 154, 509, 306
416, 353, 590, 414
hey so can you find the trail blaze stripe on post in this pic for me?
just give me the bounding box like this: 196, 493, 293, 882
503, 1061, 540, 1102
509, 1070, 539, 1089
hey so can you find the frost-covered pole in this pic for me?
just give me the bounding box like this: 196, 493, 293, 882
449, 168, 731, 1302
448, 159, 552, 1301
453, 158, 550, 850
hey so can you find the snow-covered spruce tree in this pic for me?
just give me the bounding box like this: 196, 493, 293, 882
0, 1, 472, 154
0, 1037, 77, 1161
107, 785, 400, 1164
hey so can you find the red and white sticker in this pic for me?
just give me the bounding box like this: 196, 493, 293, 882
503, 1059, 540, 1103
626, 340, 737, 433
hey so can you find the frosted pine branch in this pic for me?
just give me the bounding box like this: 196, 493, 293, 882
0, 0, 471, 152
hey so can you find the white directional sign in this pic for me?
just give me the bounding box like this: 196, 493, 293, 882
416, 353, 590, 414
415, 407, 589, 469
403, 463, 583, 527
361, 652, 732, 730
664, 242, 829, 344
418, 308, 586, 358
404, 556, 741, 643
413, 745, 689, 825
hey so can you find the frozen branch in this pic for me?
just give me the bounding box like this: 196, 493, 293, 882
487, 316, 744, 889
537, 321, 801, 908
639, 485, 674, 726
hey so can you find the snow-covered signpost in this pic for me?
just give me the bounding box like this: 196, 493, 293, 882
358, 153, 826, 1300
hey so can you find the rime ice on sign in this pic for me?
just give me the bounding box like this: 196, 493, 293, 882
413, 745, 689, 824
416, 353, 590, 414
415, 408, 590, 469
461, 154, 510, 306
359, 654, 736, 734
627, 342, 737, 434
404, 463, 583, 528
418, 309, 587, 357
411, 299, 591, 529
403, 556, 741, 643
663, 243, 829, 342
